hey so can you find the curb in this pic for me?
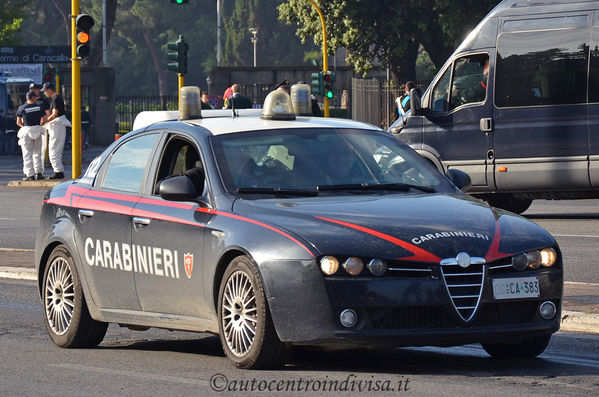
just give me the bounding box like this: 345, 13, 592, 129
6, 180, 64, 188
0, 266, 37, 281
560, 310, 599, 334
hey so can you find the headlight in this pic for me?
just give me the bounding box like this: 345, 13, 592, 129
367, 259, 387, 276
343, 257, 364, 276
512, 248, 557, 270
540, 248, 557, 267
320, 256, 339, 275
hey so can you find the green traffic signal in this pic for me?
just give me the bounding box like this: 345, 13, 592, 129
170, 0, 189, 4
323, 71, 336, 99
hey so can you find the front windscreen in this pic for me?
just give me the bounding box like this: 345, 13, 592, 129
211, 128, 454, 195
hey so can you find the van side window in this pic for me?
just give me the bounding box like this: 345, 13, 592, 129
432, 67, 451, 112
495, 29, 588, 107
589, 33, 599, 103
430, 54, 489, 113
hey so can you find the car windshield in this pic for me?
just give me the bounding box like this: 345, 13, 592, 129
211, 128, 454, 196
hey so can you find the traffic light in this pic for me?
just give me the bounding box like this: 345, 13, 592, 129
43, 71, 54, 83
170, 0, 189, 4
167, 35, 189, 74
311, 71, 323, 96
323, 71, 336, 99
75, 14, 95, 58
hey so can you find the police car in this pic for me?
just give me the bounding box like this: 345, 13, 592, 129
35, 86, 562, 369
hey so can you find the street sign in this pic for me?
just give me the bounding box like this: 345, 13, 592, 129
0, 46, 71, 64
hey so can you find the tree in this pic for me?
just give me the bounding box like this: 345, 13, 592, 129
0, 1, 27, 45
278, 0, 498, 84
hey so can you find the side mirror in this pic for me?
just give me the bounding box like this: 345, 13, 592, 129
446, 168, 471, 191
409, 88, 422, 116
159, 175, 200, 202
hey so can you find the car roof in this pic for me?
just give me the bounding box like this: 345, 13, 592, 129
133, 109, 381, 136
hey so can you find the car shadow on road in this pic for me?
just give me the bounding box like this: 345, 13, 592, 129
525, 213, 599, 220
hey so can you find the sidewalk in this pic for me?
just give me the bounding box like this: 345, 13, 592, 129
0, 144, 106, 187
0, 248, 597, 334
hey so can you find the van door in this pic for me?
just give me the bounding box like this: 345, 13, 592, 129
493, 14, 592, 191
421, 52, 493, 191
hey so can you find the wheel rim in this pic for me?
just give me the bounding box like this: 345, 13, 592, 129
221, 270, 258, 357
44, 256, 75, 336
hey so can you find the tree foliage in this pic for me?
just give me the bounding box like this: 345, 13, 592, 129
278, 0, 498, 83
0, 1, 27, 45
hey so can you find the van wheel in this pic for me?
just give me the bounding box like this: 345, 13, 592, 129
217, 255, 290, 369
42, 245, 108, 348
485, 194, 532, 214
481, 334, 551, 358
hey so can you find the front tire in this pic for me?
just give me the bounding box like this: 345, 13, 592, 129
217, 255, 290, 369
42, 245, 108, 348
481, 334, 551, 358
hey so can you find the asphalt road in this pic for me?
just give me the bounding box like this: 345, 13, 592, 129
0, 186, 598, 283
1, 278, 598, 396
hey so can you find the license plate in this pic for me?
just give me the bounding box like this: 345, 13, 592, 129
492, 277, 540, 300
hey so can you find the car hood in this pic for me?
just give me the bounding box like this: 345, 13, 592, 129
232, 193, 555, 262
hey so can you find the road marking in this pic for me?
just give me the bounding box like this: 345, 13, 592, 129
0, 267, 36, 281
554, 234, 599, 239
565, 281, 599, 287
48, 363, 210, 386
0, 248, 34, 252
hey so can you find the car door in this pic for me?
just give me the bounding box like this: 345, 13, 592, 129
74, 132, 160, 310
588, 12, 599, 187
493, 14, 591, 191
131, 133, 211, 317
422, 52, 493, 191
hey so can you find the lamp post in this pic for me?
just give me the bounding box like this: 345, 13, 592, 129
249, 27, 258, 67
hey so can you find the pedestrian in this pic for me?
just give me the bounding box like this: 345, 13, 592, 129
201, 91, 213, 110
225, 84, 252, 109
41, 82, 70, 179
222, 86, 232, 109
81, 105, 91, 148
16, 91, 47, 180
29, 83, 50, 157
393, 81, 415, 122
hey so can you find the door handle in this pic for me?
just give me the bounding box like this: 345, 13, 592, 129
133, 217, 151, 230
78, 209, 94, 222
480, 117, 493, 132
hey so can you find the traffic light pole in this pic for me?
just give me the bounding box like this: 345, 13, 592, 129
71, 0, 82, 178
308, 0, 329, 117
178, 73, 184, 107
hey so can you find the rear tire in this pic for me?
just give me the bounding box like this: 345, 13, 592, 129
484, 194, 532, 214
481, 334, 551, 358
42, 245, 108, 348
217, 255, 290, 369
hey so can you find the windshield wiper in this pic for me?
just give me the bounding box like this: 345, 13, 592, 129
317, 183, 435, 193
236, 187, 319, 197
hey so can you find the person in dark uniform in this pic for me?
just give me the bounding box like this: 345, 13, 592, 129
225, 84, 252, 109
42, 82, 69, 179
201, 91, 213, 110
29, 83, 50, 115
16, 91, 47, 180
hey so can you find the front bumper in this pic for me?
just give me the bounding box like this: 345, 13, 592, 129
260, 260, 562, 347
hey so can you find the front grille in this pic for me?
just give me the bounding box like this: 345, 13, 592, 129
441, 263, 485, 322
368, 306, 454, 329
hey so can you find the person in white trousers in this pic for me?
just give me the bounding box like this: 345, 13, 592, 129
16, 91, 47, 181
41, 82, 70, 180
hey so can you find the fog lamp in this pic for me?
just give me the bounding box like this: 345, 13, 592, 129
539, 301, 556, 320
367, 259, 387, 276
343, 257, 364, 276
320, 256, 339, 275
540, 248, 557, 267
339, 309, 357, 327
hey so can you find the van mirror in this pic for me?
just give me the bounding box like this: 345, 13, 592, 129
409, 88, 422, 116
446, 169, 471, 191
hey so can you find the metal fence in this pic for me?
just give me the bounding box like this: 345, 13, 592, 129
115, 96, 178, 134
351, 78, 428, 129
115, 85, 351, 133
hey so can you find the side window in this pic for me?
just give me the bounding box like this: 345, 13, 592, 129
431, 67, 451, 112
102, 133, 159, 192
449, 54, 489, 110
154, 136, 202, 194
496, 28, 588, 107
589, 28, 599, 103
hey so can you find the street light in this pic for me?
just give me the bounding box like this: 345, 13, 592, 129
249, 27, 258, 67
